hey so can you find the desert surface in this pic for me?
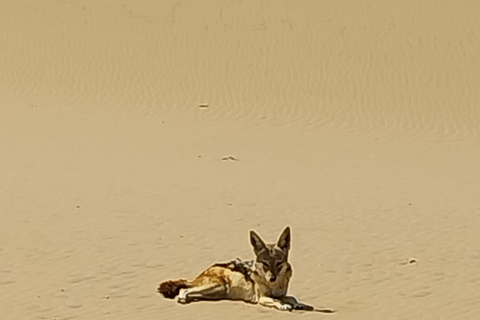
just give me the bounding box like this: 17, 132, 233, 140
1, 1, 479, 319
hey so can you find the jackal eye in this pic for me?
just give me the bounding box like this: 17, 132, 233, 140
261, 262, 269, 271
275, 261, 283, 268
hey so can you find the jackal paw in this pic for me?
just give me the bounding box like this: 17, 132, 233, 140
277, 303, 293, 311
177, 296, 187, 304
176, 290, 189, 304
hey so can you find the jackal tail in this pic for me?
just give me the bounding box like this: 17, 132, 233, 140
157, 279, 192, 299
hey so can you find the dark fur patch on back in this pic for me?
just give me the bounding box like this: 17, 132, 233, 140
157, 279, 191, 299
213, 258, 255, 282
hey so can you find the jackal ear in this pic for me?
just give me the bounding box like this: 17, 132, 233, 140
250, 230, 266, 254
276, 226, 291, 252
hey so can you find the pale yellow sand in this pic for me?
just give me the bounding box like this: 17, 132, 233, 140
1, 1, 480, 319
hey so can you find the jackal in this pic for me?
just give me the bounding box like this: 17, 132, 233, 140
157, 226, 331, 312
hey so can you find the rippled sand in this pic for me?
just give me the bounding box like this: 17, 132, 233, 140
1, 1, 479, 319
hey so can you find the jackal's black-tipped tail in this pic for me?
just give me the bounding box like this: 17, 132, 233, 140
157, 279, 192, 299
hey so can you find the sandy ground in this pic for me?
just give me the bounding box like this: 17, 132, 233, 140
1, 1, 480, 319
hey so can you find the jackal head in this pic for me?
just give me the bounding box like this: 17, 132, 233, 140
249, 226, 291, 283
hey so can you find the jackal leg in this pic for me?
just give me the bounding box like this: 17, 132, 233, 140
281, 296, 314, 311
177, 283, 227, 304
258, 296, 293, 311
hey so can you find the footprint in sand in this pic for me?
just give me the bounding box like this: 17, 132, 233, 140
222, 156, 238, 161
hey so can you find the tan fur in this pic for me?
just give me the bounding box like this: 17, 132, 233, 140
157, 226, 329, 312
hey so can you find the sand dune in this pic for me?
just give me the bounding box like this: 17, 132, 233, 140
1, 1, 479, 319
